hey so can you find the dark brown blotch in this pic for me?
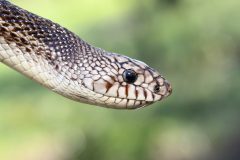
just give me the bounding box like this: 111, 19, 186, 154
25, 47, 31, 53
125, 85, 129, 97
135, 89, 139, 98
106, 82, 113, 93
10, 32, 18, 38
20, 37, 28, 44
144, 90, 147, 99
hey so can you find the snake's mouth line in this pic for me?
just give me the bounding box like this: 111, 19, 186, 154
72, 90, 154, 109
96, 93, 160, 109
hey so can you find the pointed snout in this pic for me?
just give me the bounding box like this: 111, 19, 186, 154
164, 80, 172, 97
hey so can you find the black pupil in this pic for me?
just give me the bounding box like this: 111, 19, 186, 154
123, 70, 138, 84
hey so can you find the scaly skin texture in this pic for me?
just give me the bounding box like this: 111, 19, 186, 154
0, 0, 172, 109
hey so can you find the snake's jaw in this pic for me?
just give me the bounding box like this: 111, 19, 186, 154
163, 80, 172, 98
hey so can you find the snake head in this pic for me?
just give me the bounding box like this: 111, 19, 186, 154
81, 52, 172, 109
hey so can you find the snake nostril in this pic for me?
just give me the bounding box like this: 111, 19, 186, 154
154, 84, 160, 93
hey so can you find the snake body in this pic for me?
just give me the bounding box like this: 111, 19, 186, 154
0, 0, 172, 109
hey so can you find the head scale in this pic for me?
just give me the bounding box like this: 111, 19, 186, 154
78, 52, 172, 109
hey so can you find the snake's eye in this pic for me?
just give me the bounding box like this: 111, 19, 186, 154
123, 69, 138, 84
154, 84, 160, 93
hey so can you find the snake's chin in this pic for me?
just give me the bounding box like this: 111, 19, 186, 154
69, 93, 154, 109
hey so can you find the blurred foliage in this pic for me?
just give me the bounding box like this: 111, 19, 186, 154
0, 0, 240, 160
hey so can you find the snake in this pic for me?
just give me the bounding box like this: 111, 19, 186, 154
0, 0, 172, 109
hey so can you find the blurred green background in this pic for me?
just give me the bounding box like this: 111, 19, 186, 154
1, 0, 240, 160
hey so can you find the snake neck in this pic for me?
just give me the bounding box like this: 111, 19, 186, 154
0, 0, 104, 99
0, 0, 106, 73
